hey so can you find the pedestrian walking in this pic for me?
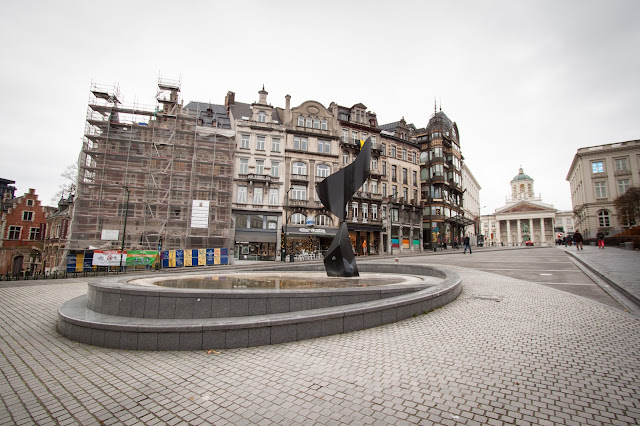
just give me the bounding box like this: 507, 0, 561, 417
463, 235, 472, 254
596, 230, 605, 249
573, 230, 584, 250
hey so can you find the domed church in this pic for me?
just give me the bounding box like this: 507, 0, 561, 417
480, 168, 568, 246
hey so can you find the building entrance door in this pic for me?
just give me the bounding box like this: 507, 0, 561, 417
12, 255, 23, 275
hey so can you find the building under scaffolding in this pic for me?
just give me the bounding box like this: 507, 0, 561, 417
65, 79, 234, 261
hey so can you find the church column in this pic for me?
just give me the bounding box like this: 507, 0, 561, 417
516, 219, 522, 245
506, 220, 512, 245
529, 218, 534, 243
540, 217, 546, 245
495, 220, 501, 246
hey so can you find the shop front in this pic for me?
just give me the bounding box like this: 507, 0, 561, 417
285, 227, 338, 258
348, 224, 383, 256
234, 230, 277, 261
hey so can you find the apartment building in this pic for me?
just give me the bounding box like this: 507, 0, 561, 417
566, 139, 640, 238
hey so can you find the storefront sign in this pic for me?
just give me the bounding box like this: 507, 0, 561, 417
297, 228, 327, 234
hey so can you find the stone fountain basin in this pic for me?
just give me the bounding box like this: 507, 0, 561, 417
58, 263, 461, 350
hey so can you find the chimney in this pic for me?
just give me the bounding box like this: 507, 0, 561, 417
258, 85, 268, 104
285, 94, 291, 123
225, 91, 235, 108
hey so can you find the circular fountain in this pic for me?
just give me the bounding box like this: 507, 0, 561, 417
58, 262, 461, 350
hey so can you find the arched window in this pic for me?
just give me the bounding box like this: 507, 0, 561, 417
297, 115, 304, 127
293, 161, 307, 175
343, 151, 349, 165
291, 213, 306, 225
316, 214, 331, 226
598, 210, 610, 227
305, 117, 312, 127
321, 119, 328, 130
313, 118, 320, 129
317, 164, 330, 178
258, 111, 266, 122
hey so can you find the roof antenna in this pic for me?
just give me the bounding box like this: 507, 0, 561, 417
439, 98, 442, 112
434, 98, 437, 114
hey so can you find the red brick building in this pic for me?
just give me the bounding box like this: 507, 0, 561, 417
0, 189, 52, 276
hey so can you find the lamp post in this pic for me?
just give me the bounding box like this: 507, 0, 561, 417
119, 186, 130, 272
282, 187, 293, 262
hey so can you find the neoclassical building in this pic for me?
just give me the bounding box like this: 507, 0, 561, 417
480, 168, 558, 246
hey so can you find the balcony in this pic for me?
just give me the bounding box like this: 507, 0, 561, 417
290, 173, 309, 183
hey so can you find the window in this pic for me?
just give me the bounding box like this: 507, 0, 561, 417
29, 227, 40, 240
370, 181, 378, 194
343, 151, 349, 165
592, 161, 604, 173
22, 211, 34, 221
615, 158, 628, 171
342, 129, 348, 143
352, 130, 358, 144
372, 204, 378, 220
239, 158, 248, 175
316, 214, 330, 226
258, 111, 266, 123
26, 200, 34, 207
313, 118, 320, 129
382, 183, 387, 198
392, 185, 398, 198
413, 170, 417, 186
8, 226, 21, 240
253, 187, 263, 205
392, 165, 397, 182
293, 162, 307, 175
291, 185, 306, 200
321, 120, 327, 130
241, 134, 250, 149
271, 138, 280, 152
271, 161, 279, 177
269, 188, 279, 205
381, 142, 386, 155
371, 157, 378, 170
297, 116, 304, 127
413, 189, 418, 203
402, 168, 408, 184
256, 136, 265, 151
305, 117, 312, 128
317, 164, 330, 178
255, 160, 264, 175
598, 210, 610, 227
618, 179, 630, 194
318, 139, 331, 154
594, 181, 607, 198
352, 202, 358, 219
293, 136, 308, 151
291, 213, 306, 225
382, 161, 387, 176
402, 149, 407, 161
362, 203, 368, 222
391, 146, 396, 158
237, 186, 247, 203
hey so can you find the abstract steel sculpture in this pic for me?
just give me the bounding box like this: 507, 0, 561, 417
317, 138, 372, 277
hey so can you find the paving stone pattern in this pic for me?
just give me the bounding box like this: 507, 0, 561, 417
1, 267, 640, 425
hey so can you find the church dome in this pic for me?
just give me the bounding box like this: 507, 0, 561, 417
512, 167, 532, 182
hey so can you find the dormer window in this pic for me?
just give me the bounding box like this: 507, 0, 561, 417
297, 115, 304, 127
313, 118, 320, 129
305, 117, 312, 127
258, 111, 266, 123
321, 119, 327, 130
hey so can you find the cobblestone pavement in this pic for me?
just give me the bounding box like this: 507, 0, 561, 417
1, 264, 640, 425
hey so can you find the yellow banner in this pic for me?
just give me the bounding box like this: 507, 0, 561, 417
198, 249, 206, 266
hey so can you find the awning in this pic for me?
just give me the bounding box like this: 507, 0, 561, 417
286, 227, 338, 237
347, 224, 384, 232
449, 215, 476, 226
234, 230, 277, 243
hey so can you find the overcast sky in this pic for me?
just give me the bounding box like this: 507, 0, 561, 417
2, 0, 639, 214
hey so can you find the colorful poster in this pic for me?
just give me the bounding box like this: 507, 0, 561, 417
93, 250, 125, 267
184, 250, 193, 266
175, 250, 184, 267
125, 251, 158, 266
198, 249, 206, 266
206, 249, 215, 265
169, 250, 176, 268
391, 238, 400, 248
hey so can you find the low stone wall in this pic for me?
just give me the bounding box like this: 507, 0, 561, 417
58, 263, 461, 351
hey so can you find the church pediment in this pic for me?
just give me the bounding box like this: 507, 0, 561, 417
497, 202, 555, 214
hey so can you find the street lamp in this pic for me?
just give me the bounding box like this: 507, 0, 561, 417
119, 186, 130, 271
282, 187, 293, 262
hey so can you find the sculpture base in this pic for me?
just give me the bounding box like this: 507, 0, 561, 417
323, 222, 359, 277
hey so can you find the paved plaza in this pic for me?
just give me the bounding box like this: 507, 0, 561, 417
1, 248, 639, 425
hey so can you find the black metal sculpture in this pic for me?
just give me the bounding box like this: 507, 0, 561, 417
317, 138, 372, 277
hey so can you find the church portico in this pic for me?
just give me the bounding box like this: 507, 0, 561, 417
481, 168, 561, 247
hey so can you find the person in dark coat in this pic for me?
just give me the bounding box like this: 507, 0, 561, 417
573, 230, 584, 250
463, 235, 472, 254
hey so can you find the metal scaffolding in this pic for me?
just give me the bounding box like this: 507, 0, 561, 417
65, 78, 234, 264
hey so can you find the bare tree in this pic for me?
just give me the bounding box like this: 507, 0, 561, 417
50, 163, 78, 204
613, 187, 640, 227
